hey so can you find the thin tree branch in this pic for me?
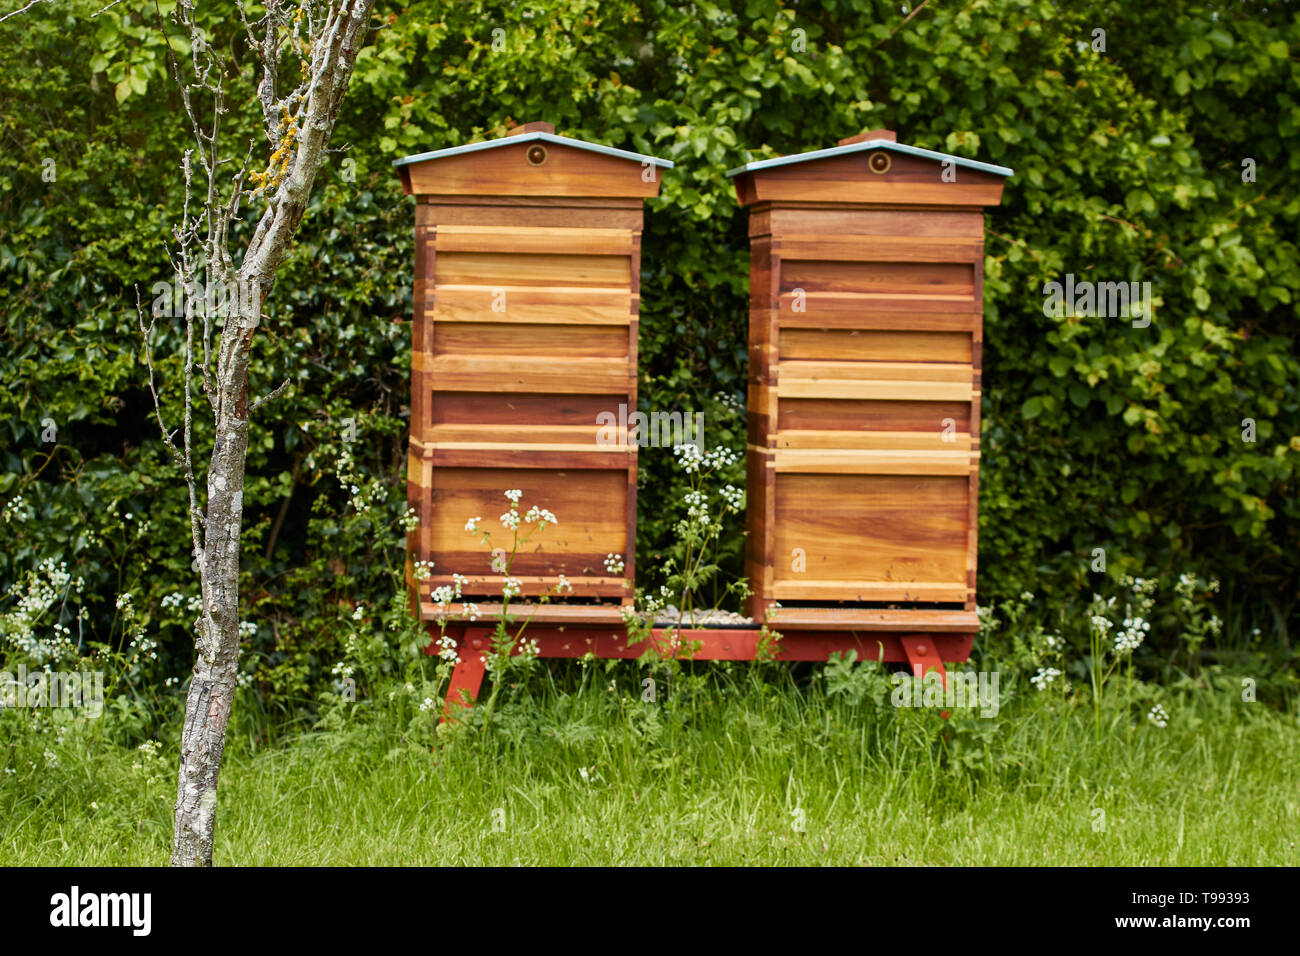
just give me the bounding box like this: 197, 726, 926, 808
249, 377, 291, 413
0, 0, 52, 23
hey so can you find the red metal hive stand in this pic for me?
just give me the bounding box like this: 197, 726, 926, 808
394, 124, 1012, 716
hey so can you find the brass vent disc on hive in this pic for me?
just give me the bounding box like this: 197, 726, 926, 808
525, 144, 548, 166
867, 150, 891, 174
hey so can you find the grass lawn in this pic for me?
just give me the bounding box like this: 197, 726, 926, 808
3, 660, 1296, 866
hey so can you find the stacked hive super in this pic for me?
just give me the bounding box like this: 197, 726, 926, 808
395, 122, 672, 622
728, 130, 1012, 627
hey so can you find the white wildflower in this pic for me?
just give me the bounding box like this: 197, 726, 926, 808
719, 484, 744, 510
1114, 616, 1149, 654
1147, 703, 1169, 729
1030, 667, 1061, 691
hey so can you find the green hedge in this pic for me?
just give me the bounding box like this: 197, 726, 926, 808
2, 0, 1296, 715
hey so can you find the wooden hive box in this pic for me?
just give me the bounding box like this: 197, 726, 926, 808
395, 122, 672, 619
728, 130, 1012, 625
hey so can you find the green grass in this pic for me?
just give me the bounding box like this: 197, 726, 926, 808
2, 661, 1297, 865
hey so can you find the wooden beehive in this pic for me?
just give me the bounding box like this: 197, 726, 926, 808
729, 129, 1012, 623
395, 122, 672, 615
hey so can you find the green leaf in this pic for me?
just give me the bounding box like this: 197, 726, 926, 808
1206, 29, 1234, 49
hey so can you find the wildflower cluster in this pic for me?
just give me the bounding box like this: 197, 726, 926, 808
1114, 616, 1149, 654
1109, 574, 1156, 656
399, 507, 420, 533
719, 484, 744, 511
161, 592, 203, 613
1173, 572, 1222, 659
130, 740, 169, 786
671, 443, 739, 474
524, 505, 557, 526
1, 559, 87, 665
428, 574, 480, 622
336, 440, 386, 515
2, 495, 29, 524
623, 443, 747, 644
433, 633, 459, 664
1147, 703, 1169, 729
1030, 666, 1061, 691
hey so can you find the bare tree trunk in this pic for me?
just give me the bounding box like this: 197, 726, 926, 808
172, 369, 251, 864
136, 0, 377, 867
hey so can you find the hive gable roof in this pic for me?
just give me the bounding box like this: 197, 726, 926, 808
395, 130, 674, 170
725, 138, 1012, 179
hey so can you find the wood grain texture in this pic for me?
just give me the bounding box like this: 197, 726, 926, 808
774, 234, 981, 263
405, 140, 662, 199
433, 322, 629, 358
777, 398, 971, 433
735, 135, 1003, 623
432, 225, 635, 256
427, 424, 621, 446
776, 378, 973, 402
778, 328, 972, 364
774, 429, 971, 452
423, 601, 630, 624
429, 392, 626, 426
781, 260, 975, 298
418, 198, 643, 231
432, 288, 633, 325
422, 446, 633, 471
773, 448, 973, 475
777, 309, 980, 332
427, 467, 628, 584
768, 581, 970, 603
779, 360, 972, 383
752, 206, 985, 240
428, 355, 631, 393
404, 145, 651, 611
421, 577, 627, 600
737, 151, 1005, 206
778, 292, 978, 314
763, 607, 978, 631
772, 473, 969, 589
435, 251, 631, 288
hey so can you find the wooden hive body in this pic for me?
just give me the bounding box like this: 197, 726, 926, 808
729, 130, 1012, 622
396, 123, 671, 618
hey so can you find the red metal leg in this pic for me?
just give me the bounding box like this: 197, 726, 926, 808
899, 634, 950, 719
441, 627, 490, 722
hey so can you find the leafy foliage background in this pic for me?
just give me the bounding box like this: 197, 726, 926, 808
2, 0, 1296, 716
